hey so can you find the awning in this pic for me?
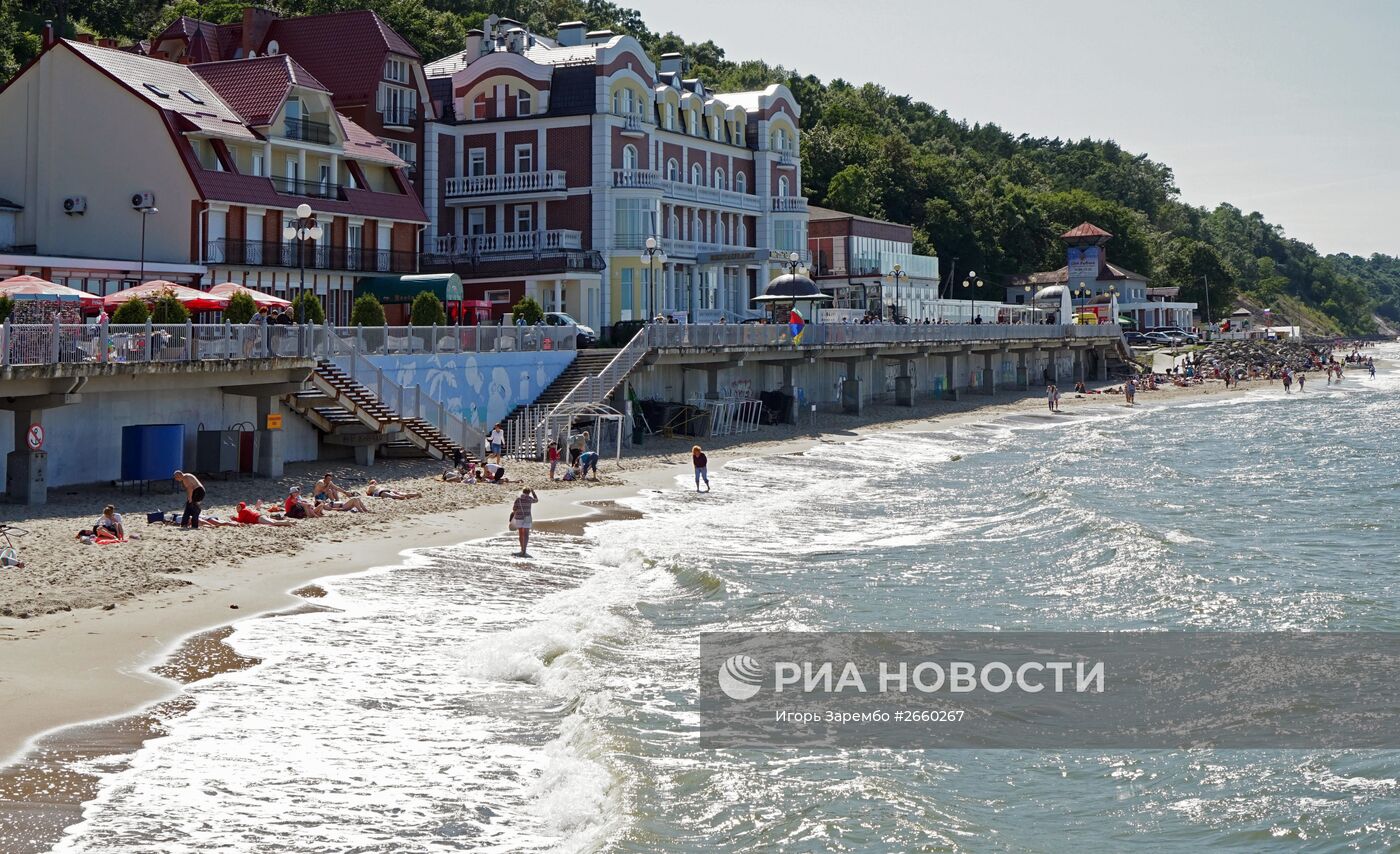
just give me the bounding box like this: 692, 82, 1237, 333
355, 274, 463, 305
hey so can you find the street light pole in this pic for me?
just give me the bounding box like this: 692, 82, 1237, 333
1073, 282, 1092, 324
640, 235, 668, 321
283, 202, 323, 323
1201, 274, 1212, 335
961, 270, 984, 323
137, 206, 158, 283
886, 263, 905, 323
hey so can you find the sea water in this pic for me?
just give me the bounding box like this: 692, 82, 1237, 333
54, 345, 1400, 852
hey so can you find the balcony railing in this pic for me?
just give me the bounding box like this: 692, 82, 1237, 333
613, 168, 660, 189
620, 113, 646, 135
772, 196, 807, 212
272, 176, 341, 200
283, 116, 332, 144
205, 239, 416, 273
429, 229, 584, 256
611, 169, 764, 211
380, 106, 418, 127
445, 170, 567, 198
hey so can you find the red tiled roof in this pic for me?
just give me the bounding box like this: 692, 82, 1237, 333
194, 171, 427, 223
1061, 222, 1113, 241
337, 113, 407, 167
259, 10, 418, 104
1009, 261, 1148, 286
192, 54, 330, 126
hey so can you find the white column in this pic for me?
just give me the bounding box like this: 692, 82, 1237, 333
554, 279, 562, 311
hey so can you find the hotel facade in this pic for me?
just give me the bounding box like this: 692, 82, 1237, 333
420, 17, 810, 333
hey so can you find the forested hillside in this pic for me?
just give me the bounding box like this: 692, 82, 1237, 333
3, 0, 1390, 334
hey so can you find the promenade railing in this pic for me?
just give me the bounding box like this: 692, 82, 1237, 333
643, 322, 1123, 350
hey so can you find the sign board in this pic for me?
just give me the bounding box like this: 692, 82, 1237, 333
265, 413, 283, 430
1066, 246, 1100, 282
25, 423, 44, 450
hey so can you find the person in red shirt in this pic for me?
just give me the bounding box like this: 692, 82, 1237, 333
235, 501, 296, 526
692, 445, 710, 493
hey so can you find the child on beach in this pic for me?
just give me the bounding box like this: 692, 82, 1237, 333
692, 445, 710, 493
509, 488, 538, 557
547, 441, 561, 480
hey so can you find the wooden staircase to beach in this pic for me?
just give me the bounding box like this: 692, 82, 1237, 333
283, 361, 475, 464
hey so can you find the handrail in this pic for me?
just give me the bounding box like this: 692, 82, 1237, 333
528, 326, 654, 454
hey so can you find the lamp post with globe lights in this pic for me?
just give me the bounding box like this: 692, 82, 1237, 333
283, 203, 323, 322
640, 235, 668, 320
885, 263, 906, 323
961, 270, 984, 323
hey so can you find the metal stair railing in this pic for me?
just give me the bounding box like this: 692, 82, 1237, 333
324, 331, 487, 458
531, 326, 654, 455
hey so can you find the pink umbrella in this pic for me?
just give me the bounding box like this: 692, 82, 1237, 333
207, 282, 292, 308
104, 281, 230, 313
0, 275, 104, 309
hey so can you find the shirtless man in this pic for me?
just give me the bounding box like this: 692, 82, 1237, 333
173, 470, 205, 529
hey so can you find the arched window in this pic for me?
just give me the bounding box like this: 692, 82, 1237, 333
737, 220, 747, 246
714, 167, 725, 190
716, 219, 726, 246
735, 172, 747, 194
778, 176, 789, 197
667, 158, 679, 181
623, 88, 634, 114
665, 102, 675, 129
622, 144, 638, 171
691, 163, 702, 186
693, 216, 704, 242
668, 213, 679, 238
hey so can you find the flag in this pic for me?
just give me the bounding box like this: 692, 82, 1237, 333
789, 308, 805, 345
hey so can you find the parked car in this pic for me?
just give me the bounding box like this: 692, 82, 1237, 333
1142, 331, 1186, 346
1145, 326, 1199, 343
543, 312, 597, 348
1123, 332, 1151, 346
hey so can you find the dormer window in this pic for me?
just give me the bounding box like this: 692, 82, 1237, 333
384, 57, 409, 83
143, 82, 170, 99
665, 102, 675, 130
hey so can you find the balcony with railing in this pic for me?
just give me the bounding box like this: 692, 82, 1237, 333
283, 116, 333, 145
380, 106, 418, 128
422, 229, 603, 275
273, 175, 342, 200
612, 169, 763, 212
771, 196, 808, 212
205, 239, 416, 273
612, 168, 660, 189
620, 113, 647, 137
444, 170, 568, 199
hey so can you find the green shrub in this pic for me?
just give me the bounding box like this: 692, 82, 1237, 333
223, 290, 257, 324
409, 290, 447, 326
291, 291, 325, 324
111, 297, 150, 324
0, 295, 12, 323
149, 291, 190, 324
350, 293, 386, 326
512, 295, 544, 325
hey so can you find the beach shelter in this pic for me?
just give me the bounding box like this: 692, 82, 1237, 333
751, 273, 832, 324
1031, 285, 1074, 324
208, 282, 292, 308
0, 275, 103, 309
104, 281, 229, 313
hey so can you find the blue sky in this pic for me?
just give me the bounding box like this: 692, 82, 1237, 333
630, 0, 1400, 257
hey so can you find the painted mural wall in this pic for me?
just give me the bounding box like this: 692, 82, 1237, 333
366, 351, 576, 428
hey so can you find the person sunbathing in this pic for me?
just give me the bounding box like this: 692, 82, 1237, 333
319, 494, 371, 513
234, 500, 296, 527
96, 505, 125, 539
365, 480, 420, 500
313, 473, 358, 503
284, 486, 323, 519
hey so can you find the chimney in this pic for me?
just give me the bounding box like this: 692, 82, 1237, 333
464, 28, 483, 62
482, 13, 498, 45
75, 33, 95, 44
584, 29, 615, 44
98, 37, 118, 48
555, 21, 585, 47
241, 7, 278, 58
153, 49, 169, 60
659, 52, 684, 76
42, 20, 55, 48
505, 27, 526, 54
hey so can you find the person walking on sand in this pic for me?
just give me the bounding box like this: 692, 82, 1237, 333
1298, 372, 1306, 392
1046, 384, 1056, 413
1282, 369, 1292, 394
692, 445, 710, 493
1053, 384, 1062, 412
173, 470, 205, 529
510, 487, 538, 556
1125, 378, 1137, 406
488, 423, 505, 464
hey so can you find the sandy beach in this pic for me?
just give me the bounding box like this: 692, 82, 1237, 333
0, 373, 1251, 774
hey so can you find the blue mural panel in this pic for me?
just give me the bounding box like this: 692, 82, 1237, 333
366, 352, 575, 428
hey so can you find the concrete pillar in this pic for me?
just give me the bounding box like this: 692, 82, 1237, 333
779, 363, 799, 424
841, 359, 863, 414
1047, 349, 1060, 384
1096, 347, 1109, 381
981, 351, 996, 395
942, 352, 959, 401
894, 359, 914, 406
5, 409, 48, 505
354, 444, 376, 466
255, 397, 285, 479
1074, 348, 1085, 383
1015, 349, 1029, 389
705, 367, 721, 400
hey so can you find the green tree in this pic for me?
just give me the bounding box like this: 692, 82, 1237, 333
149, 291, 190, 324
350, 293, 386, 326
512, 295, 544, 325
223, 290, 257, 324
291, 291, 325, 324
111, 296, 149, 324
409, 290, 447, 326
0, 294, 12, 323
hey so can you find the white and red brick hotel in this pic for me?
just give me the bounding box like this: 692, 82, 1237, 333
421, 16, 810, 332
